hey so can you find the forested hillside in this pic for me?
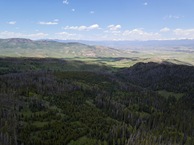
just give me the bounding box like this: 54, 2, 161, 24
0, 58, 194, 145
118, 62, 194, 93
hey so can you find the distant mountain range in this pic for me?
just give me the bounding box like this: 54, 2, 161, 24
1, 38, 194, 66
53, 39, 194, 49
0, 38, 130, 58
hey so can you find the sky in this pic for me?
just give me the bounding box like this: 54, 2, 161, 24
0, 0, 194, 41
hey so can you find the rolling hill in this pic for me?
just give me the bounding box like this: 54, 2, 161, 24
0, 38, 130, 58
117, 62, 194, 93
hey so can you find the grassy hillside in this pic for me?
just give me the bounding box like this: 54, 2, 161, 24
1, 38, 194, 68
0, 38, 129, 58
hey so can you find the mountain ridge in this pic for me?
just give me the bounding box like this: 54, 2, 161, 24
118, 61, 194, 93
52, 39, 194, 49
0, 38, 130, 58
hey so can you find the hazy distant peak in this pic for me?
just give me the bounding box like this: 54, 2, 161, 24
6, 38, 33, 43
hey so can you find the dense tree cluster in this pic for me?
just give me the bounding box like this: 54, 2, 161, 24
118, 62, 194, 93
0, 58, 194, 145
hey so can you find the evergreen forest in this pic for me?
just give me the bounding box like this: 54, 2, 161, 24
0, 57, 194, 145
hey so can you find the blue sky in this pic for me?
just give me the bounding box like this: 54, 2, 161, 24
0, 0, 194, 40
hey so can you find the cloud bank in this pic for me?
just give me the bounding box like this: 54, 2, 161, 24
63, 24, 100, 31
1, 26, 194, 40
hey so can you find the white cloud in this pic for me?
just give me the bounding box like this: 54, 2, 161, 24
27, 33, 49, 38
72, 9, 75, 12
63, 26, 76, 30
163, 15, 183, 20
89, 24, 99, 29
160, 27, 170, 32
90, 11, 94, 14
104, 30, 121, 36
63, 0, 69, 5
8, 21, 16, 25
173, 28, 194, 39
55, 32, 76, 37
108, 25, 121, 31
56, 31, 75, 36
143, 2, 148, 6
2, 27, 194, 41
0, 31, 23, 38
64, 26, 87, 31
54, 19, 59, 22
0, 31, 48, 39
102, 28, 161, 41
38, 21, 58, 25
55, 31, 82, 40
122, 29, 160, 40
63, 24, 100, 31
123, 29, 144, 35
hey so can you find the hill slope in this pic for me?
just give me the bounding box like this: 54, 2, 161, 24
118, 62, 194, 93
0, 38, 129, 58
0, 58, 194, 145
